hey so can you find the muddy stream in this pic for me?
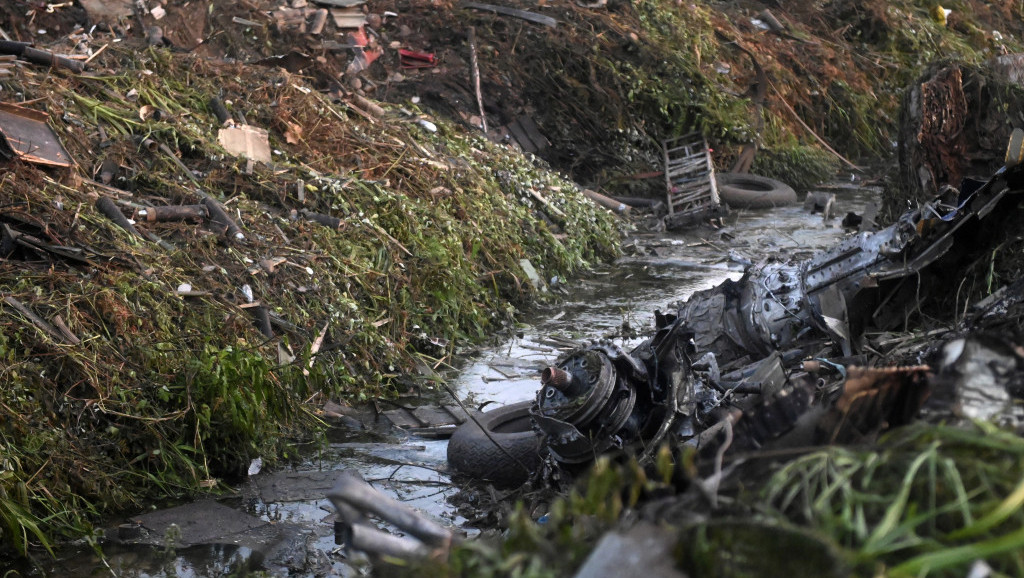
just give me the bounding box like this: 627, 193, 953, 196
13, 182, 881, 577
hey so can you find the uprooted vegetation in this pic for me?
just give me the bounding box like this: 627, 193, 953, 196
4, 0, 1024, 563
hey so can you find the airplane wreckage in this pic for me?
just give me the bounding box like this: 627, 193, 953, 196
445, 130, 1024, 486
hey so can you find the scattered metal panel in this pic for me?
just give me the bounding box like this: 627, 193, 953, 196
382, 404, 479, 438
0, 103, 73, 167
662, 132, 720, 229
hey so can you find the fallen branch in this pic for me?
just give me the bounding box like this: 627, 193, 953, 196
582, 188, 629, 215
768, 78, 861, 171
3, 295, 73, 345
301, 210, 342, 229
468, 27, 487, 133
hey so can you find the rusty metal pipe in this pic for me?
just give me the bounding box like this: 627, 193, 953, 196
541, 366, 573, 392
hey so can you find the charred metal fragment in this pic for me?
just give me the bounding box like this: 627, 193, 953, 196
451, 137, 1024, 481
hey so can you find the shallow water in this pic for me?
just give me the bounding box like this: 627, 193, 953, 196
7, 183, 882, 577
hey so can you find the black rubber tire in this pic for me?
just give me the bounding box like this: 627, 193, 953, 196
716, 172, 798, 209
446, 401, 543, 486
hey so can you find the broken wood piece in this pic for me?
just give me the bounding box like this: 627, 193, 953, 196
351, 94, 384, 117
582, 188, 629, 215
51, 314, 81, 345
251, 305, 274, 338
201, 197, 245, 241
756, 9, 787, 34
462, 2, 558, 27
208, 96, 232, 126
528, 188, 566, 219
504, 115, 549, 153
3, 295, 74, 345
232, 16, 261, 27
137, 204, 208, 222
95, 196, 144, 239
301, 209, 343, 229
0, 103, 74, 167
259, 256, 287, 273
309, 9, 329, 34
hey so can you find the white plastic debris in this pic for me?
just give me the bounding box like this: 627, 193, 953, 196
247, 457, 263, 476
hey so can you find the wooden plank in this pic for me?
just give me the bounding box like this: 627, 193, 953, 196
669, 181, 710, 195
666, 159, 706, 172
672, 192, 712, 205
507, 119, 536, 153
517, 115, 549, 151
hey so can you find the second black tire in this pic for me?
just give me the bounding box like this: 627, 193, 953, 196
447, 401, 544, 486
716, 172, 798, 209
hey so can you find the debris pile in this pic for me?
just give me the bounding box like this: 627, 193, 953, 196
0, 0, 623, 555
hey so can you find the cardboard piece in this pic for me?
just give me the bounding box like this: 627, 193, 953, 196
217, 125, 272, 163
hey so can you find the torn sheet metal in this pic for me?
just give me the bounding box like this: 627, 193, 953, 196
0, 103, 73, 167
